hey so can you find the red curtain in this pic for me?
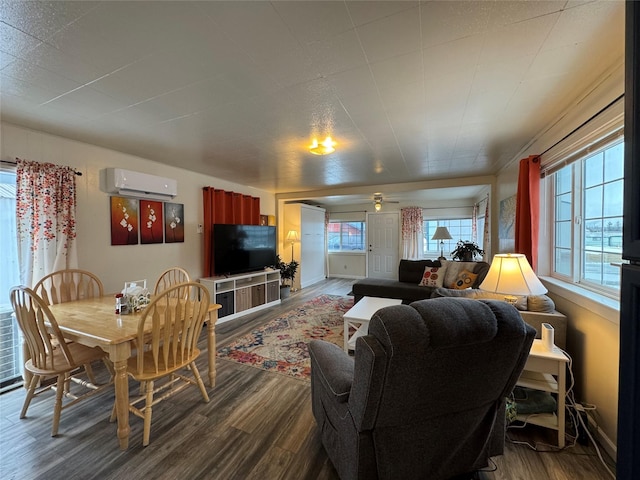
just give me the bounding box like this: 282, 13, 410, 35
515, 155, 541, 270
203, 187, 260, 276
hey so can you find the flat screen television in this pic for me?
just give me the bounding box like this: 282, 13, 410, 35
212, 224, 277, 276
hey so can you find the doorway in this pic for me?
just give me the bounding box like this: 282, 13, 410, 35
367, 212, 399, 280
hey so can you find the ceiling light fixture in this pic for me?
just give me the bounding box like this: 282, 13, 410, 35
309, 136, 336, 155
374, 201, 382, 212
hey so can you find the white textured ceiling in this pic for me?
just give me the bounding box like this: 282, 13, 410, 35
0, 0, 625, 205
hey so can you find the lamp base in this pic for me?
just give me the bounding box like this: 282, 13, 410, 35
503, 295, 518, 305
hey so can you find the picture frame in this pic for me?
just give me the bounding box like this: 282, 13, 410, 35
164, 202, 184, 243
110, 196, 139, 245
139, 200, 163, 244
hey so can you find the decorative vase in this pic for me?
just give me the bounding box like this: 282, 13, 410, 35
280, 285, 291, 299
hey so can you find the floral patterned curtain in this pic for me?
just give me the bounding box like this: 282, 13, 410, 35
472, 202, 479, 242
16, 159, 78, 287
482, 193, 490, 261
401, 207, 423, 260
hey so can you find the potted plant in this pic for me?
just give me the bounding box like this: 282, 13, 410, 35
275, 254, 299, 298
451, 240, 485, 262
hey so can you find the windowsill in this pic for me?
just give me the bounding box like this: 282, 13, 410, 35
539, 276, 620, 325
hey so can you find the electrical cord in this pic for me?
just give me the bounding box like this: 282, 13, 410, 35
506, 347, 616, 479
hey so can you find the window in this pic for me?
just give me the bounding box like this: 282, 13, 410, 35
0, 170, 22, 388
423, 218, 476, 258
551, 139, 624, 294
328, 221, 366, 252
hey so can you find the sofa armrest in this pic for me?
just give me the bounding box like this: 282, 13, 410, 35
309, 340, 354, 403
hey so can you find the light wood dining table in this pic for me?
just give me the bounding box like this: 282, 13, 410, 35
47, 295, 221, 450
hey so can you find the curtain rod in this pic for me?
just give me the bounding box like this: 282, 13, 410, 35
328, 210, 367, 214
539, 93, 624, 157
1, 159, 83, 176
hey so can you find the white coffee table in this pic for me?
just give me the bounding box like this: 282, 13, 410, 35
343, 296, 402, 351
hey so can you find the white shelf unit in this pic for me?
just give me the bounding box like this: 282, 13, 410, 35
515, 340, 570, 448
199, 270, 281, 325
515, 370, 560, 430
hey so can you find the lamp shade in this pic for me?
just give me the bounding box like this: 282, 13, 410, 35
479, 253, 547, 296
431, 226, 452, 241
286, 230, 299, 243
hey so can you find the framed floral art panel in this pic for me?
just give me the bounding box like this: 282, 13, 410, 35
110, 196, 139, 245
140, 200, 163, 244
164, 202, 184, 243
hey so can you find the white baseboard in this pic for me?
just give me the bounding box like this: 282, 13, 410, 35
328, 274, 365, 279
588, 412, 617, 460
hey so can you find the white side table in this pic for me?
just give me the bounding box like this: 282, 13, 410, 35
516, 339, 570, 448
343, 296, 402, 351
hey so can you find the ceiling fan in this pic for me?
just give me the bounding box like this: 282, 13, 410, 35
373, 194, 399, 212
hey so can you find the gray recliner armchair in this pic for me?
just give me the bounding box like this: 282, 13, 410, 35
309, 297, 536, 480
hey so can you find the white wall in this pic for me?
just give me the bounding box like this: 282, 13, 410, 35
1, 122, 276, 293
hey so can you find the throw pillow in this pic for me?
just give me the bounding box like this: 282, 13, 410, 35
418, 266, 447, 288
451, 270, 478, 290
442, 260, 479, 288
527, 294, 556, 313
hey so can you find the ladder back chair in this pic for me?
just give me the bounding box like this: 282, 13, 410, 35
110, 282, 211, 446
153, 267, 191, 297
33, 269, 113, 383
10, 286, 113, 437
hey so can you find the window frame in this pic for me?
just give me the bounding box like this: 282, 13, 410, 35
422, 217, 477, 259
548, 136, 624, 298
327, 220, 367, 253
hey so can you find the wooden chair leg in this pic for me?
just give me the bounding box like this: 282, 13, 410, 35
20, 375, 40, 419
190, 362, 210, 402
103, 358, 115, 381
84, 362, 97, 384
142, 380, 154, 447
51, 373, 66, 437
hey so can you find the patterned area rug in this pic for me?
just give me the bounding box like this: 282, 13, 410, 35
217, 294, 353, 381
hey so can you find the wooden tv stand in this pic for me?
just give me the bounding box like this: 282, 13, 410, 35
199, 270, 281, 324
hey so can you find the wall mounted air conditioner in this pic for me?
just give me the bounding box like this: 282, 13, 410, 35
104, 168, 177, 201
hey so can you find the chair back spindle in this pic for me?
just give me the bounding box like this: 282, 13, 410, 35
34, 269, 104, 305
153, 267, 191, 299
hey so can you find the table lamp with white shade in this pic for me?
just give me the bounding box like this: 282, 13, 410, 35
479, 253, 547, 304
431, 226, 453, 260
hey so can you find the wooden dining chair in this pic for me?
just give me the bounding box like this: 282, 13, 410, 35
33, 269, 104, 305
111, 282, 211, 446
10, 286, 113, 437
153, 267, 190, 296
33, 269, 113, 383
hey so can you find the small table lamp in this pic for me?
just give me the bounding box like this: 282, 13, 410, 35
479, 253, 547, 304
431, 226, 452, 260
286, 230, 299, 262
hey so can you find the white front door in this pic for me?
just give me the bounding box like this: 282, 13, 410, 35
367, 212, 399, 280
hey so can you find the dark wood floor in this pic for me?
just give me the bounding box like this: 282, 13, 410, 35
0, 278, 615, 479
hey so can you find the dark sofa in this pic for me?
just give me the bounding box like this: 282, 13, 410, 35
352, 259, 490, 304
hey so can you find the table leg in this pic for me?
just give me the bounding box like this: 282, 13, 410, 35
344, 320, 349, 352
207, 309, 218, 388
558, 361, 567, 448
109, 344, 131, 450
